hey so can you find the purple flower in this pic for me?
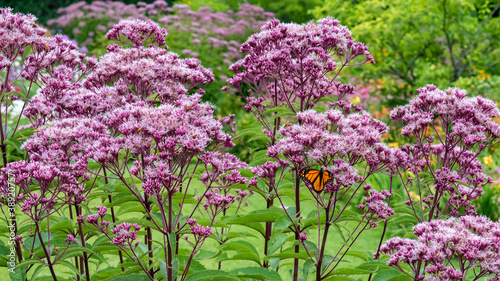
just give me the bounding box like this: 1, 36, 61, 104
382, 215, 500, 280
106, 19, 167, 47
97, 205, 107, 217
360, 189, 394, 220
391, 85, 500, 218
189, 224, 213, 238
299, 232, 308, 241
111, 222, 140, 246
64, 234, 78, 244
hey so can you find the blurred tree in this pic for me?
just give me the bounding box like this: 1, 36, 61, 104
247, 0, 321, 23
312, 0, 500, 104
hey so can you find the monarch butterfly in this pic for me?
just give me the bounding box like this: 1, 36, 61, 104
298, 168, 334, 193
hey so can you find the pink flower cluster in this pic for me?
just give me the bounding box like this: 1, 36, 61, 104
0, 8, 92, 118
358, 189, 394, 224
202, 189, 235, 218
189, 224, 213, 238
391, 85, 499, 217
225, 17, 374, 113
381, 215, 500, 280
111, 223, 141, 246
267, 109, 407, 191
160, 4, 273, 61
48, 0, 170, 47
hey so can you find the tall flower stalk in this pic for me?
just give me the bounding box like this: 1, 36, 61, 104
0, 8, 93, 272
224, 18, 405, 280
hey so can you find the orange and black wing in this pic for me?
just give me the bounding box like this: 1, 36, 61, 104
298, 169, 322, 193
319, 170, 334, 192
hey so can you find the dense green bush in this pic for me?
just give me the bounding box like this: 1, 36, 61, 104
313, 0, 500, 105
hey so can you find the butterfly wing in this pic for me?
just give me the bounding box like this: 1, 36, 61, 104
319, 170, 334, 192
299, 169, 334, 193
299, 169, 327, 193
298, 169, 320, 189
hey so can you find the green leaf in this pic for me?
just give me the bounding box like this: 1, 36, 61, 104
268, 233, 287, 255
30, 264, 45, 281
88, 159, 102, 169
58, 260, 81, 277
106, 195, 139, 208
247, 133, 272, 143
184, 270, 240, 281
266, 247, 310, 260
10, 127, 35, 140
236, 127, 261, 139
322, 276, 355, 281
302, 259, 315, 281
230, 267, 282, 281
226, 207, 286, 224
177, 255, 206, 273
356, 261, 391, 272
4, 138, 24, 154
273, 215, 292, 234
50, 219, 74, 233
159, 259, 168, 281
9, 265, 27, 281
248, 154, 275, 166
263, 106, 295, 115
372, 269, 412, 281
219, 240, 261, 265
339, 250, 370, 262
327, 267, 374, 275
172, 258, 179, 280
110, 273, 151, 281
15, 259, 42, 269
116, 203, 147, 216
195, 249, 220, 260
